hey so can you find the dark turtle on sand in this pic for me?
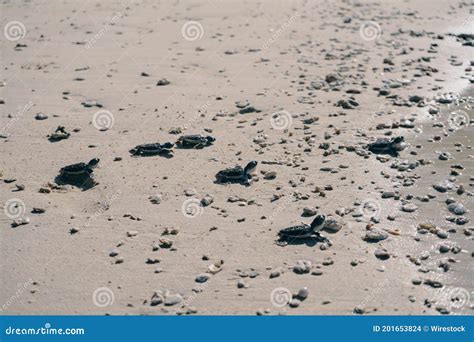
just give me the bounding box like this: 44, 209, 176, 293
48, 126, 70, 142
367, 136, 406, 156
129, 142, 174, 157
60, 158, 99, 178
177, 135, 215, 149
277, 215, 332, 246
215, 161, 257, 185
57, 158, 99, 189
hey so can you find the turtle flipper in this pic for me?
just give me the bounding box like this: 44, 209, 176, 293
275, 239, 288, 247
242, 174, 253, 186
313, 233, 332, 246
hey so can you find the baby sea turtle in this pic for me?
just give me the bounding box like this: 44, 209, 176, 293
129, 142, 174, 157
48, 126, 70, 142
56, 158, 99, 190
367, 136, 406, 156
177, 135, 215, 149
277, 215, 332, 246
215, 161, 257, 185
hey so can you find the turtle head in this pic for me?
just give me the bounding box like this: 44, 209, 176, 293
206, 136, 216, 143
88, 158, 100, 169
390, 136, 406, 151
244, 160, 258, 176
310, 215, 325, 231
162, 142, 174, 149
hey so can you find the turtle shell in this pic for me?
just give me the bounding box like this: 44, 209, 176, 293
368, 138, 391, 153
130, 143, 173, 156
216, 166, 245, 180
278, 224, 313, 239
48, 126, 70, 142
60, 162, 90, 175
180, 135, 205, 143
177, 135, 214, 148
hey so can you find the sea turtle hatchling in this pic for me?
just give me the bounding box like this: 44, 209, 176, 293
277, 215, 332, 246
129, 142, 174, 157
57, 158, 99, 189
367, 136, 406, 156
215, 161, 257, 185
48, 126, 70, 142
176, 135, 216, 149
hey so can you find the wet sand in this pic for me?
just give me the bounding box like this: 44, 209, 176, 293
0, 0, 473, 315
406, 89, 473, 313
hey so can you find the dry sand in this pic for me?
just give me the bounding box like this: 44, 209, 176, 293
0, 0, 473, 315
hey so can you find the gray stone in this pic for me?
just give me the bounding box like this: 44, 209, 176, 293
156, 78, 170, 86
150, 296, 163, 306
296, 287, 309, 300
436, 229, 448, 239
447, 202, 466, 215
185, 188, 197, 196
364, 228, 388, 242
374, 248, 390, 260
322, 257, 334, 266
237, 280, 248, 289
293, 260, 312, 274
270, 268, 282, 278
382, 191, 395, 199
201, 194, 214, 207
164, 294, 183, 306
288, 299, 301, 308
195, 274, 210, 283
109, 249, 119, 257
149, 194, 162, 204
35, 113, 48, 120
322, 216, 344, 233
401, 203, 418, 213
302, 207, 317, 217
263, 171, 277, 180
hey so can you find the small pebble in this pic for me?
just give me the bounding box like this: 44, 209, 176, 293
374, 248, 390, 260
164, 294, 183, 306
293, 260, 312, 274
195, 274, 210, 283
296, 287, 309, 300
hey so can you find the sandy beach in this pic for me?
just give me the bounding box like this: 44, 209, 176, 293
0, 0, 472, 315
